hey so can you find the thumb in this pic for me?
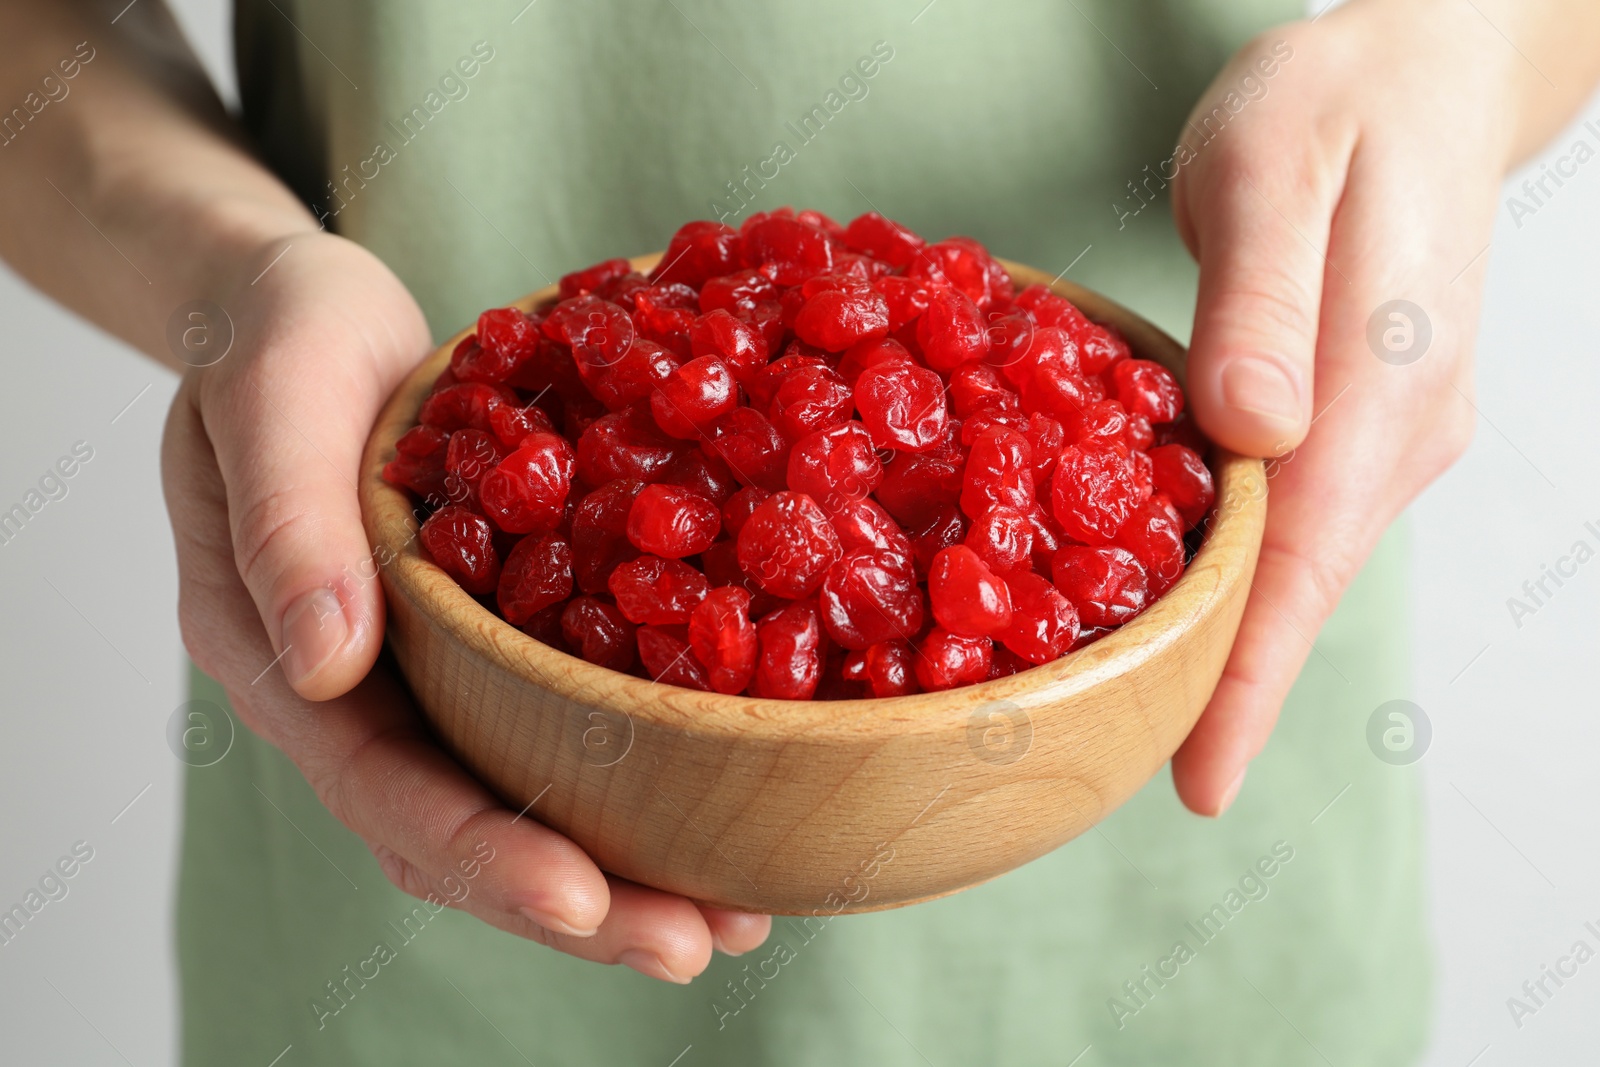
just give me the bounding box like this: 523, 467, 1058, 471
1180, 149, 1341, 457
199, 257, 429, 701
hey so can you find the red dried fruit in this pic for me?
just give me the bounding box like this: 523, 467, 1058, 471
660, 446, 738, 505
793, 285, 890, 352
960, 426, 1035, 520
520, 603, 566, 649
651, 355, 737, 439
560, 258, 633, 300
560, 596, 636, 672
876, 275, 932, 333
1080, 323, 1132, 375
576, 404, 682, 485
769, 364, 853, 443
741, 214, 834, 286
652, 221, 742, 288
751, 600, 823, 700
608, 555, 711, 625
914, 628, 992, 692
736, 491, 843, 599
964, 504, 1034, 573
842, 212, 925, 268
394, 212, 1200, 697
1149, 444, 1215, 529
700, 539, 783, 620
687, 309, 768, 382
929, 545, 1012, 637
384, 424, 450, 504
1022, 414, 1065, 482
1112, 499, 1186, 597
552, 298, 638, 374
485, 393, 556, 452
419, 505, 500, 595
996, 571, 1078, 664
984, 312, 1040, 376
626, 484, 721, 558
699, 270, 780, 316
420, 382, 519, 434
908, 238, 1009, 310
570, 480, 644, 594
742, 351, 821, 412
836, 336, 912, 387
853, 362, 949, 453
876, 449, 965, 527
948, 364, 1017, 420
1050, 442, 1139, 544
826, 496, 913, 559
1052, 545, 1149, 629
859, 639, 920, 697
1067, 398, 1132, 451
479, 432, 576, 534
688, 586, 758, 694
442, 429, 506, 510
721, 486, 773, 537
633, 287, 698, 359
1154, 412, 1208, 453
446, 308, 538, 386
787, 423, 882, 509
591, 338, 679, 411
637, 624, 712, 690
916, 286, 990, 373
819, 549, 923, 650
1110, 359, 1184, 423
497, 531, 574, 626
908, 504, 968, 578
705, 407, 790, 491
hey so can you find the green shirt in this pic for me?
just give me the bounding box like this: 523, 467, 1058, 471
179, 2, 1430, 1063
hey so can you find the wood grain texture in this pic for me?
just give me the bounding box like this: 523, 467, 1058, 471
358, 254, 1267, 916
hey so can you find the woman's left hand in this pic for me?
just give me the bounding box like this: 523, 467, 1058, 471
1167, 0, 1600, 814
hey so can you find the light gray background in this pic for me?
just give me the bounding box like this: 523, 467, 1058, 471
1, 3, 1595, 1064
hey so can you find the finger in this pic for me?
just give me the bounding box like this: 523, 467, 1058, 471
370, 850, 716, 982
163, 389, 611, 936
1171, 136, 1468, 815
1171, 522, 1365, 815
199, 239, 429, 701
700, 907, 773, 956
1178, 128, 1350, 456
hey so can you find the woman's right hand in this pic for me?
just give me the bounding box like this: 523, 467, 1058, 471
161, 228, 771, 982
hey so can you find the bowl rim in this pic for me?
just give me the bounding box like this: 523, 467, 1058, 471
360, 254, 1266, 743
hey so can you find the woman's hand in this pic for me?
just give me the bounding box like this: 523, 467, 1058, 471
162, 229, 770, 980
1168, 0, 1600, 814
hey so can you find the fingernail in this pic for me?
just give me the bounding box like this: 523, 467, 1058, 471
280, 588, 349, 687
620, 949, 691, 985
1216, 768, 1247, 816
518, 906, 598, 939
710, 932, 747, 958
1221, 358, 1301, 427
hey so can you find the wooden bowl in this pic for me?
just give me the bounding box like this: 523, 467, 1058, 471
359, 255, 1266, 916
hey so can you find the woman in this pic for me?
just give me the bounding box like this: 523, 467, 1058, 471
2, 0, 1595, 1062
